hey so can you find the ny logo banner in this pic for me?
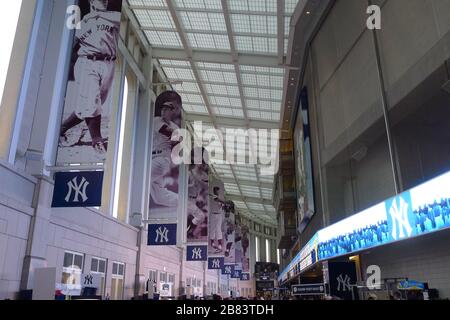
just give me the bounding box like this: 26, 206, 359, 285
240, 273, 250, 281
222, 264, 235, 275
148, 224, 177, 246
208, 257, 224, 270
187, 245, 207, 261
52, 171, 104, 207
231, 268, 242, 279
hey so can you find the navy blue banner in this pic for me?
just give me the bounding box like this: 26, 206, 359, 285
208, 257, 224, 270
147, 224, 177, 246
51, 171, 104, 208
240, 273, 250, 281
222, 264, 234, 275
186, 245, 208, 261
231, 269, 241, 279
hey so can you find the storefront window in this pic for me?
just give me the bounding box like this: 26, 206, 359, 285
61, 251, 84, 296
111, 262, 125, 300
90, 257, 107, 297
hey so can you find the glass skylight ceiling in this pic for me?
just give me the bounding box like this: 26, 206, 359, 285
128, 0, 300, 225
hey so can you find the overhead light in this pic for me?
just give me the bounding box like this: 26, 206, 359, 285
306, 11, 311, 15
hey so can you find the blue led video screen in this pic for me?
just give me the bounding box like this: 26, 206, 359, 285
279, 171, 450, 283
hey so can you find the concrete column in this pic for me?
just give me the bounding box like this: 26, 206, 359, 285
20, 178, 53, 291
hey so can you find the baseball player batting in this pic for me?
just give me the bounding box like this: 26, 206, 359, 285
59, 0, 121, 156
150, 91, 182, 208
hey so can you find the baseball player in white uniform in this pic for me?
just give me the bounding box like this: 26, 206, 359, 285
186, 163, 209, 240
209, 186, 225, 253
150, 91, 182, 208
59, 0, 120, 155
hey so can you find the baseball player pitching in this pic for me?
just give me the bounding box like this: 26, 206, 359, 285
59, 0, 121, 156
150, 91, 182, 208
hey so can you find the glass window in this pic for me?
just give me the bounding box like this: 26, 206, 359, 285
255, 236, 260, 262
61, 251, 84, 296
149, 270, 157, 283
168, 273, 175, 284
0, 0, 22, 105
91, 257, 107, 297
111, 262, 125, 300
160, 272, 167, 282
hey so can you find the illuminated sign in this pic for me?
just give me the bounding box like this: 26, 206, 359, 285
279, 171, 450, 283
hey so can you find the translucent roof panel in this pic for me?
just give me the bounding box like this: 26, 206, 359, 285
163, 67, 196, 81
199, 70, 238, 84
204, 84, 240, 97
133, 9, 176, 29
235, 36, 278, 54
187, 33, 230, 50
179, 93, 204, 104
183, 104, 209, 114
144, 30, 182, 47
174, 0, 223, 10
172, 81, 201, 94
208, 96, 242, 108
197, 62, 235, 71
231, 14, 277, 35
129, 0, 167, 8
285, 0, 300, 15
180, 12, 227, 32
228, 0, 277, 14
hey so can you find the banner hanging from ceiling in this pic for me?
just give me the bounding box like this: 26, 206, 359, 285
223, 200, 236, 264
56, 0, 123, 165
207, 175, 226, 259
148, 91, 183, 219
186, 148, 209, 243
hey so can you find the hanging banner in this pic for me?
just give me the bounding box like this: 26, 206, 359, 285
208, 176, 226, 256
223, 201, 236, 264
208, 257, 224, 270
222, 264, 234, 276
52, 171, 104, 207
56, 0, 123, 164
186, 245, 208, 261
240, 220, 250, 273
147, 224, 177, 246
148, 91, 183, 219
186, 148, 209, 243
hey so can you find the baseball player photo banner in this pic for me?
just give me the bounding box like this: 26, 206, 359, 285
148, 91, 183, 219
223, 200, 237, 264
57, 0, 123, 165
208, 176, 226, 257
186, 148, 209, 243
241, 220, 251, 273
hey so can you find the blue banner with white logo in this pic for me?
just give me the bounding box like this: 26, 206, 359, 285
231, 268, 241, 279
222, 264, 234, 275
240, 273, 250, 281
186, 245, 207, 261
208, 257, 224, 270
148, 224, 177, 246
52, 171, 104, 208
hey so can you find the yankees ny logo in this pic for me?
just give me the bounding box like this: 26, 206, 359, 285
84, 274, 93, 286
336, 274, 352, 292
65, 176, 89, 203
155, 226, 169, 243
192, 248, 202, 260
389, 196, 412, 240
212, 259, 221, 269
225, 266, 231, 274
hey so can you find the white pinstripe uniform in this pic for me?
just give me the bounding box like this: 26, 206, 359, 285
73, 9, 120, 119
150, 117, 179, 207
